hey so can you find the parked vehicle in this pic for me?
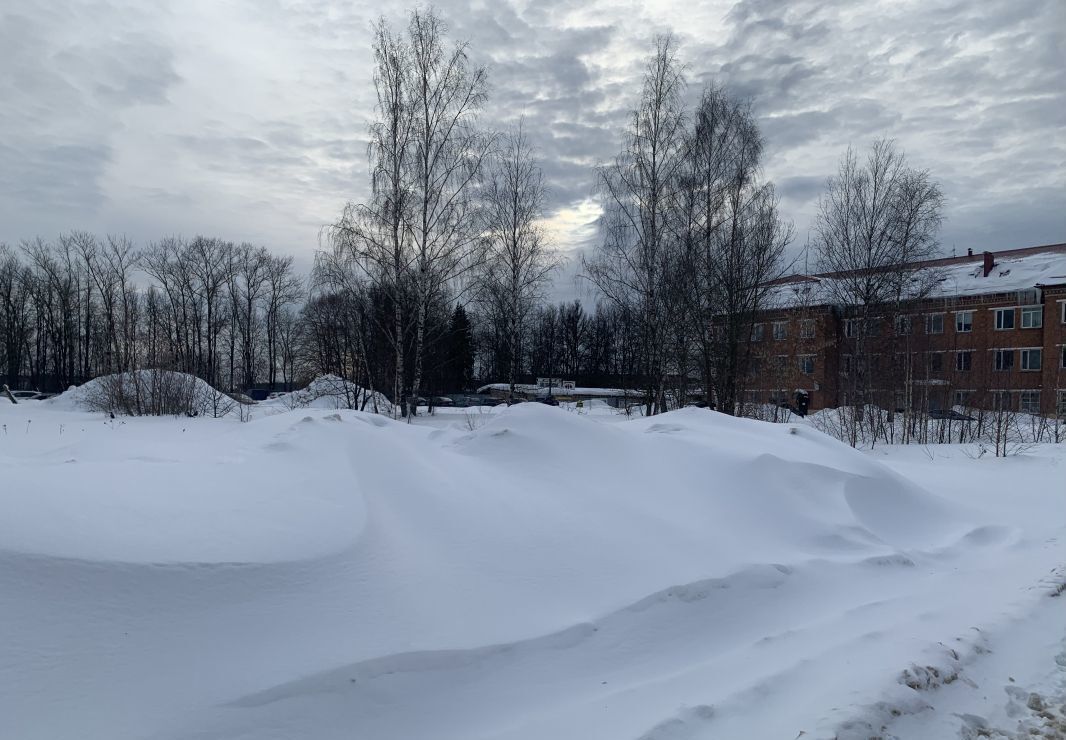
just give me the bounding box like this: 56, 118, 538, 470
10, 390, 45, 401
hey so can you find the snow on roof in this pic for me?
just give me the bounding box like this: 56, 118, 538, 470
765, 246, 1066, 310
477, 383, 645, 397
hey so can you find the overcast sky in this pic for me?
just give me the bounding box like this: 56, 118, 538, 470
2, 0, 1063, 299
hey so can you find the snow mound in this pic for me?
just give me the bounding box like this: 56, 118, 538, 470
47, 370, 238, 417
270, 374, 393, 413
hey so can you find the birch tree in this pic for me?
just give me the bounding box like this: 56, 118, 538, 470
584, 35, 687, 415
480, 123, 556, 398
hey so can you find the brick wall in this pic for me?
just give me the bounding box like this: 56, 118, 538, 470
747, 282, 1066, 416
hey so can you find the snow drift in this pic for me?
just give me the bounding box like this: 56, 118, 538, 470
1, 402, 1062, 740
265, 373, 393, 413
47, 369, 239, 417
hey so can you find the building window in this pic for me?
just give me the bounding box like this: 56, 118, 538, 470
1019, 390, 1041, 414
799, 355, 815, 375
1062, 346, 1066, 369
844, 319, 857, 338
954, 390, 972, 407
748, 356, 762, 375
772, 321, 788, 340
800, 319, 815, 339
1020, 306, 1042, 329
927, 352, 943, 372
1057, 390, 1066, 418
925, 313, 944, 334
894, 315, 912, 335
955, 310, 973, 333
1021, 348, 1042, 371
994, 308, 1015, 330
955, 351, 972, 372
992, 390, 1012, 411
994, 349, 1014, 371
775, 355, 788, 371
751, 323, 764, 342
1061, 302, 1066, 324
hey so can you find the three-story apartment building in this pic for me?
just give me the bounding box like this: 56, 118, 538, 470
744, 243, 1066, 417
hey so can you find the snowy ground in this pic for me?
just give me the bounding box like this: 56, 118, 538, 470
1, 399, 1063, 740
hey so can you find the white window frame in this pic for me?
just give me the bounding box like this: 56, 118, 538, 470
772, 321, 788, 341
894, 315, 912, 336
751, 323, 764, 342
994, 307, 1015, 330
953, 390, 973, 407
799, 319, 815, 339
994, 349, 1014, 371
925, 313, 944, 334
1020, 305, 1042, 329
798, 355, 815, 375
955, 310, 973, 333
1057, 389, 1066, 417
1020, 348, 1042, 371
1019, 390, 1040, 414
992, 390, 1012, 411
955, 350, 972, 372
844, 318, 858, 339
927, 352, 943, 372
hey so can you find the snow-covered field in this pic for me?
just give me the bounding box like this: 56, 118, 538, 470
1, 399, 1063, 739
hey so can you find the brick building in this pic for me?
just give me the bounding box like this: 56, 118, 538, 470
744, 243, 1066, 417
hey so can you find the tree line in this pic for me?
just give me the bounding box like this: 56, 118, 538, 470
1, 8, 953, 422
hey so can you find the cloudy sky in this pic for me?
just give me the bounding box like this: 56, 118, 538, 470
2, 0, 1063, 297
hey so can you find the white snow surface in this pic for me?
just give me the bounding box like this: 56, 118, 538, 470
1, 402, 1063, 740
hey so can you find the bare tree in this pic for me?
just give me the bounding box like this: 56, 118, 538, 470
676, 84, 791, 413
480, 123, 557, 398
584, 35, 687, 415
264, 254, 303, 389
814, 138, 945, 445
329, 17, 416, 415
404, 7, 492, 416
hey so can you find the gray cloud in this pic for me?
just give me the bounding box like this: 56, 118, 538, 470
0, 0, 1062, 283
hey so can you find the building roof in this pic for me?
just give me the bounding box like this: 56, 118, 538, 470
477, 383, 645, 398
765, 243, 1066, 309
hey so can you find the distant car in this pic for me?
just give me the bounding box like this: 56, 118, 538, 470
535, 396, 560, 406
432, 396, 455, 407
